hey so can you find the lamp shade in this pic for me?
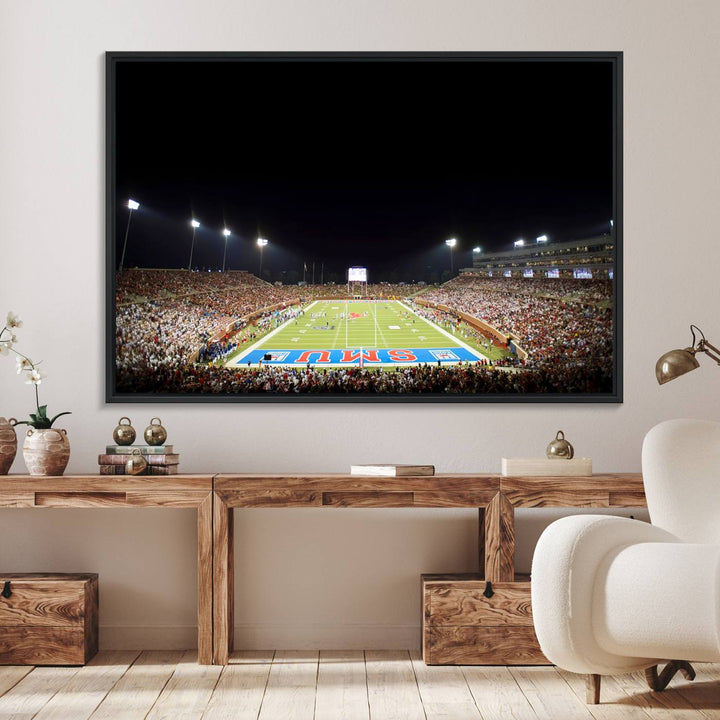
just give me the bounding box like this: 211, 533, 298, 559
655, 348, 700, 385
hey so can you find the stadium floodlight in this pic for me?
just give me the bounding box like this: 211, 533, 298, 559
119, 198, 140, 271
445, 238, 457, 274
221, 228, 231, 272
536, 235, 548, 243
473, 246, 482, 253
514, 239, 525, 247
257, 237, 269, 278
188, 219, 200, 271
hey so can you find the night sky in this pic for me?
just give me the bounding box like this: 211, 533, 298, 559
114, 55, 615, 283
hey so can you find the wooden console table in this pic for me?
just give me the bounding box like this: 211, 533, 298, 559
0, 475, 214, 665
0, 473, 647, 666
212, 473, 646, 665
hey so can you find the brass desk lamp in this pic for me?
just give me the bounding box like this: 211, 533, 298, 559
656, 325, 720, 384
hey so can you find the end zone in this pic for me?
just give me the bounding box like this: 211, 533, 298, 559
231, 347, 482, 367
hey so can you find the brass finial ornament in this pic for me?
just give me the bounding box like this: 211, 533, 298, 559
144, 418, 167, 446
546, 430, 574, 459
656, 325, 720, 385
112, 417, 136, 446
125, 449, 147, 475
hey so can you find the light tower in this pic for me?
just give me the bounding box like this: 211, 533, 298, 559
222, 228, 231, 272
257, 237, 268, 278
445, 238, 457, 274
119, 198, 139, 272
188, 219, 200, 271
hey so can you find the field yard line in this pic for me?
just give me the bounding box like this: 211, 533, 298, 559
397, 301, 486, 360
373, 302, 392, 349
228, 301, 317, 365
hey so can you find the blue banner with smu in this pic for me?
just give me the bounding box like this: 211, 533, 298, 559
233, 347, 481, 366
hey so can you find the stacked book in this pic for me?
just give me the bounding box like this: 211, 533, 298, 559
98, 445, 180, 475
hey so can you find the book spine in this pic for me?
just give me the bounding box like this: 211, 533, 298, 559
98, 464, 179, 475
98, 464, 127, 474
146, 465, 179, 475
105, 446, 174, 455
98, 454, 180, 466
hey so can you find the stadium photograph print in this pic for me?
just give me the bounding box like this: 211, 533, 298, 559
107, 52, 622, 403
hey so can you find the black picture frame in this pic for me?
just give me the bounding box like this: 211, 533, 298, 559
106, 51, 622, 403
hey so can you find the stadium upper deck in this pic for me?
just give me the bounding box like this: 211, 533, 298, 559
462, 234, 614, 279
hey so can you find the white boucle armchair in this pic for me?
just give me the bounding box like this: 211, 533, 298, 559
531, 418, 720, 703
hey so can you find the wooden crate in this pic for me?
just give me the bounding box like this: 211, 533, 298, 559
0, 573, 98, 665
422, 573, 548, 665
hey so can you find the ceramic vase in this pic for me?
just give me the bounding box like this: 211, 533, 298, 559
0, 417, 18, 475
22, 428, 70, 476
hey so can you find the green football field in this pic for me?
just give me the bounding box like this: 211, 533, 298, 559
227, 300, 499, 368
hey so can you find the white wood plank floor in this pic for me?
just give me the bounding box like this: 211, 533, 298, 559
0, 651, 717, 720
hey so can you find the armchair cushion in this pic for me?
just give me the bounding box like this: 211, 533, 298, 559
594, 541, 720, 662
531, 514, 680, 674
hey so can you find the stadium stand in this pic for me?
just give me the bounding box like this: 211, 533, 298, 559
114, 268, 614, 395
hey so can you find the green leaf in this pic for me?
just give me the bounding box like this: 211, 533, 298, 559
48, 411, 71, 427
36, 405, 48, 419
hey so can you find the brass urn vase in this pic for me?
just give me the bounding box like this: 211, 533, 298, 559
0, 417, 17, 475
23, 428, 70, 476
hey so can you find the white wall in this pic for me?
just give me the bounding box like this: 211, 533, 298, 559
1, 0, 719, 650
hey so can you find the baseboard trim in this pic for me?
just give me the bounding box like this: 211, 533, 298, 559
99, 624, 421, 650
234, 623, 421, 650
100, 625, 198, 650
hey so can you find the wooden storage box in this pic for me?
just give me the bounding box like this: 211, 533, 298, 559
0, 573, 98, 665
422, 573, 548, 665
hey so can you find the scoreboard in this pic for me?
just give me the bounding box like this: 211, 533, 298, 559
348, 267, 367, 282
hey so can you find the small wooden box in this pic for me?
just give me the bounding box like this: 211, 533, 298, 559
0, 573, 98, 665
501, 457, 592, 476
422, 573, 548, 665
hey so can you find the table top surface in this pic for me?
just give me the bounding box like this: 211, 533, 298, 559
0, 473, 646, 508
0, 474, 213, 491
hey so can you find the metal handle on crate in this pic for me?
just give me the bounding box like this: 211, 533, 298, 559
483, 581, 494, 599
1, 581, 11, 599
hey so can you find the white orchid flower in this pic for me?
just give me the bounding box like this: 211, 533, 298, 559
16, 356, 33, 373
25, 368, 46, 385
6, 312, 22, 329
0, 342, 10, 356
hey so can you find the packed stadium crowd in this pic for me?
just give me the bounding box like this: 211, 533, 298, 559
116, 360, 610, 395
115, 269, 430, 377
116, 268, 426, 304
114, 269, 613, 395
420, 276, 613, 370
116, 269, 297, 304
452, 274, 612, 305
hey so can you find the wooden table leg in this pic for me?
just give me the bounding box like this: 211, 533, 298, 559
213, 492, 234, 665
484, 492, 515, 582
197, 493, 213, 665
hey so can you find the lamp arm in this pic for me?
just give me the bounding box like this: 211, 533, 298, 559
698, 340, 720, 365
